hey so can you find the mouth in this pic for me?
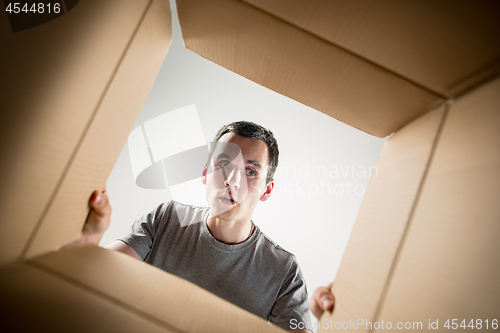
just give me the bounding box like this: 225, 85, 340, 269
219, 197, 236, 205
219, 192, 237, 206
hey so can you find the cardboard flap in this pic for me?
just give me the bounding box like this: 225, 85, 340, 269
243, 0, 500, 97
320, 106, 447, 332
176, 0, 444, 138
29, 245, 284, 333
0, 0, 172, 264
23, 0, 172, 261
374, 77, 500, 327
0, 262, 177, 332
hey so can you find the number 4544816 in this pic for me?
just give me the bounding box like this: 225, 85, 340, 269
444, 319, 498, 329
5, 3, 61, 14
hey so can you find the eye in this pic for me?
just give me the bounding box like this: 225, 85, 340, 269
245, 169, 256, 176
217, 160, 230, 168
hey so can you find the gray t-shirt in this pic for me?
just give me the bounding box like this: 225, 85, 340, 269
119, 201, 312, 331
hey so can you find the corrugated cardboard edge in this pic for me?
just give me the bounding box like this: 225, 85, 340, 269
176, 0, 444, 138
22, 0, 172, 259
318, 105, 448, 333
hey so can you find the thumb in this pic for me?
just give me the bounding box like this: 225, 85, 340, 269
321, 297, 334, 311
322, 281, 335, 311
90, 190, 111, 217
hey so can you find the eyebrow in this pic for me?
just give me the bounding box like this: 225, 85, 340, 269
246, 159, 262, 169
213, 153, 263, 169
214, 153, 231, 160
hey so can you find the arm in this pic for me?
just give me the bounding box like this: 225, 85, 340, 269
309, 282, 335, 321
105, 239, 141, 260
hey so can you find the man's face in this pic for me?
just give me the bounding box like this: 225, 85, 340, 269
202, 133, 274, 222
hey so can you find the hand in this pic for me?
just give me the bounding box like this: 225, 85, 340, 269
310, 282, 335, 320
65, 188, 111, 247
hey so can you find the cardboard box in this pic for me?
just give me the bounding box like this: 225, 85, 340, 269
1, 0, 499, 331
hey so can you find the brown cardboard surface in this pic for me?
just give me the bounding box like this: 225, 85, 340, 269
20, 0, 172, 260
318, 106, 447, 332
0, 262, 178, 333
30, 244, 284, 333
243, 0, 500, 97
176, 0, 443, 138
0, 0, 169, 265
373, 77, 500, 331
1, 0, 497, 331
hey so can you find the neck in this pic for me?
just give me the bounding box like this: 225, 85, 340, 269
206, 213, 253, 245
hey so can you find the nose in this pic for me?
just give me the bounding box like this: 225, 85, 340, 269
223, 166, 241, 190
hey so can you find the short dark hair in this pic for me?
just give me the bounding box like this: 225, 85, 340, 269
208, 121, 279, 184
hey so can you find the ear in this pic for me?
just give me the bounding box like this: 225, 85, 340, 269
260, 179, 274, 202
201, 164, 208, 185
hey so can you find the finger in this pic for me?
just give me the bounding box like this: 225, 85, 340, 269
314, 284, 335, 311
89, 190, 111, 216
90, 190, 100, 204
310, 286, 334, 320
319, 293, 334, 311
321, 282, 334, 310
310, 294, 324, 320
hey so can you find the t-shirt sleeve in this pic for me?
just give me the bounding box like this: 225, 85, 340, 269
117, 201, 171, 260
269, 257, 313, 332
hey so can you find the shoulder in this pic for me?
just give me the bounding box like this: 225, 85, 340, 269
256, 227, 295, 258
166, 201, 209, 223
141, 201, 207, 224
255, 228, 298, 269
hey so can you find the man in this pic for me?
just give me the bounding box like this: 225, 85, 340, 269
75, 121, 334, 332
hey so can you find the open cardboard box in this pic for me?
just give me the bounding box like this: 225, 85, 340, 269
1, 0, 499, 331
